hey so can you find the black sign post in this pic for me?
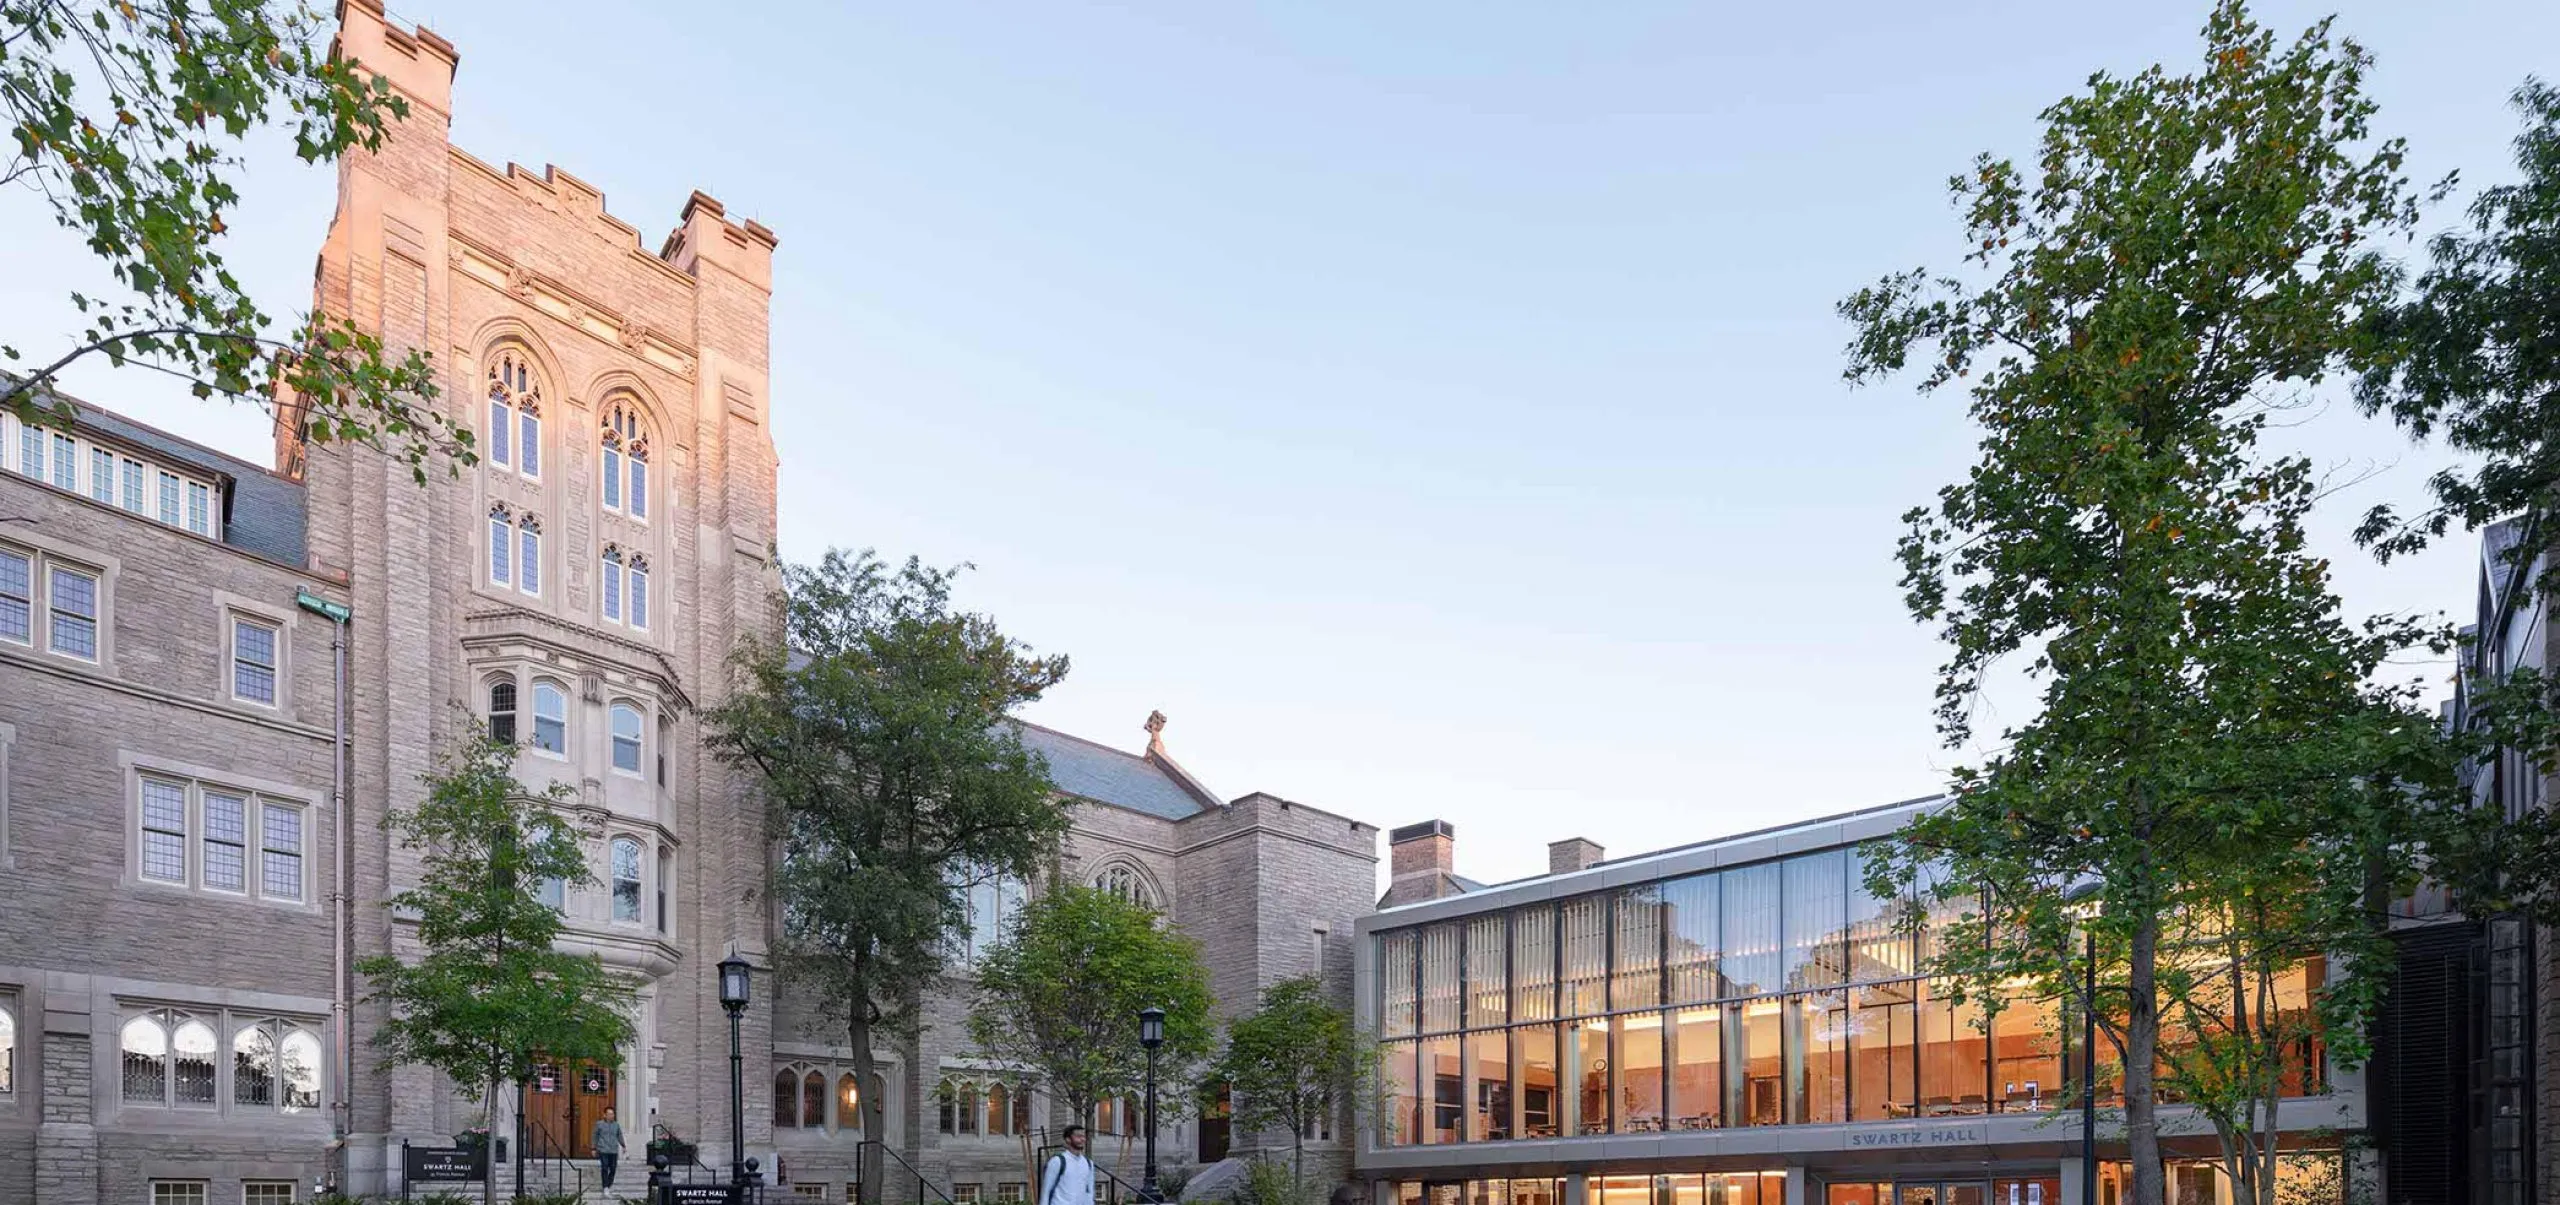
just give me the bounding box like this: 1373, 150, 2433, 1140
400, 1141, 491, 1200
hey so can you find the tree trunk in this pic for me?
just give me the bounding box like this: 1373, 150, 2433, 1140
852, 996, 887, 1205
484, 1072, 502, 1205
2123, 915, 2163, 1205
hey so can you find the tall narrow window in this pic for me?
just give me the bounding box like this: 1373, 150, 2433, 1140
488, 388, 513, 468
201, 789, 247, 893
16, 423, 38, 476
89, 447, 114, 503
0, 998, 14, 1095
656, 848, 672, 933
50, 432, 75, 490
487, 680, 518, 744
602, 400, 650, 519
601, 548, 624, 623
185, 481, 211, 535
611, 703, 644, 773
48, 565, 98, 660
261, 802, 304, 901
489, 505, 513, 587
628, 557, 650, 630
612, 837, 643, 922
520, 403, 542, 479
531, 681, 566, 754
486, 347, 541, 476
120, 458, 143, 511
232, 617, 278, 705
157, 472, 180, 525
0, 548, 30, 645
139, 777, 188, 884
517, 515, 541, 597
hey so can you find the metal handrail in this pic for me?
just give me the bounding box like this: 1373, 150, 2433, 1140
860, 1137, 960, 1205
520, 1113, 589, 1200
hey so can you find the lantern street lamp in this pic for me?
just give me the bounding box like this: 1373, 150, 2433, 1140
719, 954, 753, 1187
1139, 1006, 1166, 1203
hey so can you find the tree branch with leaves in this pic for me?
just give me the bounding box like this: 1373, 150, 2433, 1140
3, 0, 469, 479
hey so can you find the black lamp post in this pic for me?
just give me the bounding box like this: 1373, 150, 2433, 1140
719, 954, 752, 1188
2083, 925, 2098, 1205
1139, 1006, 1166, 1204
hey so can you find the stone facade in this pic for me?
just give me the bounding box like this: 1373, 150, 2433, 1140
0, 3, 1380, 1202
768, 725, 1380, 1202
0, 406, 347, 1204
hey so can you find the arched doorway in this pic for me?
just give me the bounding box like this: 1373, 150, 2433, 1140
1197, 1081, 1231, 1162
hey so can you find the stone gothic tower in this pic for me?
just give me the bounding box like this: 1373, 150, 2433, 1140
283, 0, 783, 1189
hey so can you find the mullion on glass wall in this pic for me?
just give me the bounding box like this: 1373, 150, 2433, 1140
1377, 845, 2329, 1149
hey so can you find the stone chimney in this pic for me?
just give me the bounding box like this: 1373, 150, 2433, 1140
1549, 837, 1606, 875
1381, 820, 1461, 907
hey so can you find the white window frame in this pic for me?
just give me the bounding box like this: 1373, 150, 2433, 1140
516, 514, 542, 598
610, 835, 644, 923
121, 1004, 323, 1117
243, 1182, 300, 1205
529, 680, 568, 757
0, 545, 31, 647
150, 1182, 210, 1205
229, 614, 281, 708
133, 773, 312, 905
44, 559, 101, 663
185, 480, 212, 535
609, 702, 644, 775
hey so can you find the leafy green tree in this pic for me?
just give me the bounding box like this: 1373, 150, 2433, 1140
357, 737, 636, 1205
3, 0, 466, 478
969, 882, 1215, 1172
1839, 6, 2453, 1202
708, 549, 1072, 1203
1215, 975, 1365, 1188
2351, 80, 2560, 928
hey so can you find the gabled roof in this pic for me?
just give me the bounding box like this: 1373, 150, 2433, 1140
1014, 720, 1220, 820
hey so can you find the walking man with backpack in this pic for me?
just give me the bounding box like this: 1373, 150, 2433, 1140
1041, 1125, 1097, 1205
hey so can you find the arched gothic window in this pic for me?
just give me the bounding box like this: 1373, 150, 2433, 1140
601, 398, 650, 520
487, 679, 517, 744
487, 504, 539, 597
935, 1073, 1032, 1137
1092, 862, 1158, 909
774, 1068, 801, 1128
486, 347, 543, 478
601, 546, 650, 631
803, 1069, 826, 1129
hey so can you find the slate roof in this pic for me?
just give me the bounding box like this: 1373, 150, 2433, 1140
772, 651, 1219, 821
71, 403, 308, 567
6, 375, 309, 567
1014, 721, 1216, 820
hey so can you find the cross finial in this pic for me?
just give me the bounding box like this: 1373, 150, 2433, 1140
1144, 710, 1168, 755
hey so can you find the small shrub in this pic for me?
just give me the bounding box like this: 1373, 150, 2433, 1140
1235, 1159, 1315, 1205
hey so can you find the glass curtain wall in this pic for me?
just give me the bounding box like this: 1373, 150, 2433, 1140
1374, 841, 2336, 1147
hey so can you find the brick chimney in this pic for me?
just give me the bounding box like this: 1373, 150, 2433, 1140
1382, 820, 1460, 907
1549, 837, 1605, 875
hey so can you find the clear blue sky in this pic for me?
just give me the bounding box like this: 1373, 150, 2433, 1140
4, 1, 2554, 886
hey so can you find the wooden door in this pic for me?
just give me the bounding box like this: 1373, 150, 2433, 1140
527, 1059, 615, 1157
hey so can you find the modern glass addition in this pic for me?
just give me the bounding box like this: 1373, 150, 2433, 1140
1372, 844, 2330, 1146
